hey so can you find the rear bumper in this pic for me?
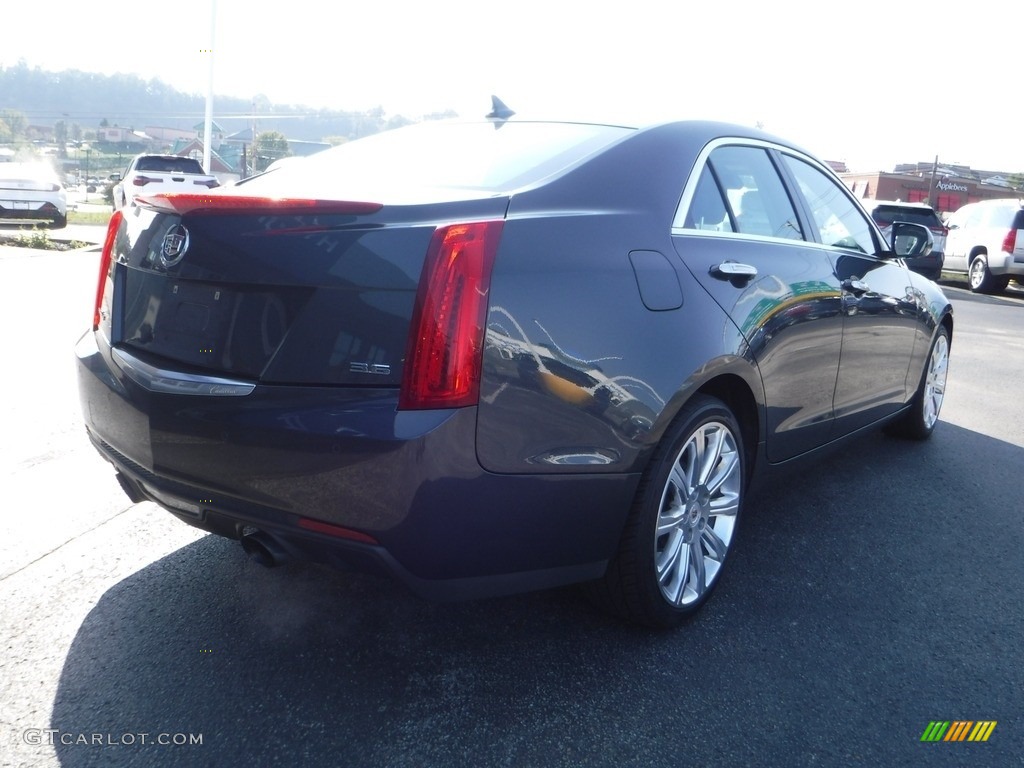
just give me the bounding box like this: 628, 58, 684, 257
0, 200, 65, 222
76, 332, 638, 599
990, 250, 1024, 277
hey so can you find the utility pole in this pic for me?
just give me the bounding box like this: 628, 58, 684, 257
202, 0, 216, 174
927, 155, 939, 207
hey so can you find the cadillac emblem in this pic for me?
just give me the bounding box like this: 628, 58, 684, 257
160, 224, 190, 267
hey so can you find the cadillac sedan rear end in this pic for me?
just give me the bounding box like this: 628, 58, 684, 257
76, 119, 649, 600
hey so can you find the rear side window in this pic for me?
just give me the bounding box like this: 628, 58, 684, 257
980, 204, 1019, 228
679, 145, 803, 240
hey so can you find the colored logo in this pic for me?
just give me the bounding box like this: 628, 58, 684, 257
160, 224, 190, 267
920, 721, 997, 742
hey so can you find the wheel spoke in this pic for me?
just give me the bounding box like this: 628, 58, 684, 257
708, 491, 739, 517
689, 538, 706, 597
706, 448, 739, 497
702, 526, 729, 562
656, 531, 687, 605
696, 426, 725, 486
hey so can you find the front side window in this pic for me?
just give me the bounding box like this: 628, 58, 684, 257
782, 155, 875, 253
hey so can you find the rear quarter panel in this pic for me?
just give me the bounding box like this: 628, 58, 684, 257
475, 125, 760, 476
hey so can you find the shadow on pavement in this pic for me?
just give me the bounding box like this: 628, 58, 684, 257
50, 425, 1023, 767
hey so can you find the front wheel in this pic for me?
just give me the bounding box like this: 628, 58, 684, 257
886, 325, 950, 440
587, 395, 745, 628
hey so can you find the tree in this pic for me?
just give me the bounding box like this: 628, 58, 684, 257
0, 109, 27, 140
252, 130, 290, 172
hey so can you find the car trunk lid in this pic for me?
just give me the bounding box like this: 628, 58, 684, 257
99, 193, 508, 390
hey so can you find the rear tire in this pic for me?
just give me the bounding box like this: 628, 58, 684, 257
968, 254, 1009, 293
586, 395, 745, 628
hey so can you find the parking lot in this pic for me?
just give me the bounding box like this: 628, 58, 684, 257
0, 240, 1021, 767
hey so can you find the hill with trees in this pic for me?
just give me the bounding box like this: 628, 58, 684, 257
0, 60, 455, 145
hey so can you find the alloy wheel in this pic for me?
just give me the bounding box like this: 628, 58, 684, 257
654, 421, 741, 607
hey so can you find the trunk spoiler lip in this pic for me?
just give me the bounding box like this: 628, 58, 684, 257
134, 193, 383, 218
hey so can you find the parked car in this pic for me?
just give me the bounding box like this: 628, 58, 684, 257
77, 113, 952, 628
111, 154, 219, 211
943, 198, 1024, 293
862, 200, 946, 280
0, 161, 67, 228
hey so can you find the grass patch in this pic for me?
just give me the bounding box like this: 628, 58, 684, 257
68, 210, 114, 225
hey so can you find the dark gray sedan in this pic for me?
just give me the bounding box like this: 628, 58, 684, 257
76, 109, 951, 627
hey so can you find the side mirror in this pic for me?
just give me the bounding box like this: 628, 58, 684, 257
890, 221, 933, 258
109, 173, 121, 182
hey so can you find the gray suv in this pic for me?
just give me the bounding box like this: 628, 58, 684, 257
944, 198, 1024, 293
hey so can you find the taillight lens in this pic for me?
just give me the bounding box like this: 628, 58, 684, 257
400, 221, 504, 410
132, 174, 161, 187
1002, 229, 1017, 253
93, 211, 123, 330
192, 178, 220, 188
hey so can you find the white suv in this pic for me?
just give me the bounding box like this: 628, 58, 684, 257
944, 198, 1024, 293
112, 154, 219, 211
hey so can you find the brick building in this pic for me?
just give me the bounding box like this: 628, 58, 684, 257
840, 164, 1022, 216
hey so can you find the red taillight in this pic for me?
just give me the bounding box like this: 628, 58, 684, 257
192, 178, 220, 188
399, 221, 504, 410
93, 211, 124, 330
132, 174, 161, 187
133, 193, 381, 217
1002, 229, 1017, 253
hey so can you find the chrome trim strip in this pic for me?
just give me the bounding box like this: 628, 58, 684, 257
112, 347, 256, 396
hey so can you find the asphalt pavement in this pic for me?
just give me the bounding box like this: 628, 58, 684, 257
0, 250, 1021, 767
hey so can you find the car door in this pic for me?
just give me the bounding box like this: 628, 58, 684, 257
943, 204, 975, 272
671, 142, 844, 463
779, 154, 920, 435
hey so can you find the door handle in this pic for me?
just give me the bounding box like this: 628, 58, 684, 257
710, 262, 758, 280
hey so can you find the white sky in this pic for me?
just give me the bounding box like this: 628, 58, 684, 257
1, 0, 1016, 173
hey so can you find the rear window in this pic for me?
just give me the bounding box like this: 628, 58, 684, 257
871, 205, 941, 228
240, 121, 633, 198
135, 157, 206, 174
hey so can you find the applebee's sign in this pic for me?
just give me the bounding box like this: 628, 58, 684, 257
936, 180, 968, 192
